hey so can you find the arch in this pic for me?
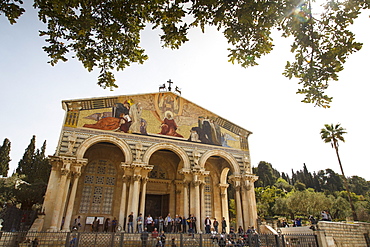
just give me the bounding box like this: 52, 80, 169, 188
220, 167, 230, 184
142, 143, 191, 170
199, 150, 241, 175
75, 135, 133, 164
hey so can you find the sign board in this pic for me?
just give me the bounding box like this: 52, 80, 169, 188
85, 216, 104, 225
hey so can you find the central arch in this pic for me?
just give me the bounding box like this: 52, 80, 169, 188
142, 142, 191, 169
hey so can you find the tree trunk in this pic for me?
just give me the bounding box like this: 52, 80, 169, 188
334, 143, 358, 221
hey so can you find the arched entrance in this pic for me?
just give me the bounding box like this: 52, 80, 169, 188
73, 142, 125, 230
145, 149, 182, 218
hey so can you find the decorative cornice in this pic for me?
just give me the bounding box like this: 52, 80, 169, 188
147, 178, 172, 184
179, 168, 191, 175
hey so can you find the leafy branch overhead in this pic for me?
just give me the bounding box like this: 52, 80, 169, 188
2, 0, 369, 107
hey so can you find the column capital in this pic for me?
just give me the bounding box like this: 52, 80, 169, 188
192, 180, 202, 187
242, 174, 259, 183
241, 174, 258, 191
120, 162, 131, 173
141, 176, 149, 184
72, 171, 81, 179
228, 174, 242, 187
61, 161, 71, 176
133, 174, 142, 181
219, 183, 230, 189
71, 163, 83, 176
48, 156, 87, 173
182, 179, 190, 185
219, 183, 229, 197
122, 175, 130, 183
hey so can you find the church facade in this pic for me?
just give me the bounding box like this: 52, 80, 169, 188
41, 91, 258, 232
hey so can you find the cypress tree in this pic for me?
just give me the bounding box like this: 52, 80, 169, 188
0, 138, 11, 177
33, 140, 51, 183
16, 135, 36, 182
255, 161, 279, 187
16, 136, 50, 183
15, 136, 50, 210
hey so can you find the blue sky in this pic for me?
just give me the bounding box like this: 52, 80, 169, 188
1, 2, 369, 180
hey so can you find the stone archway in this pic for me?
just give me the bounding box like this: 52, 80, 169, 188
143, 145, 186, 220
199, 149, 241, 175
72, 141, 128, 231
199, 150, 241, 232
142, 142, 191, 170
75, 134, 133, 164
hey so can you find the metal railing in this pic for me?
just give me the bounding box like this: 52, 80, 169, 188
0, 231, 318, 247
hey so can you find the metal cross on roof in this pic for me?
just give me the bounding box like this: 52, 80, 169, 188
158, 79, 181, 95
167, 79, 173, 91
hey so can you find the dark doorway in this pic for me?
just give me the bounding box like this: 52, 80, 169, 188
145, 194, 169, 218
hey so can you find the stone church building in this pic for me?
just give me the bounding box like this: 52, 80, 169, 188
40, 91, 258, 233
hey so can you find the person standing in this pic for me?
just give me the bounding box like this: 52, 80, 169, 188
204, 216, 212, 234
191, 214, 197, 233
177, 215, 182, 233
174, 215, 181, 233
164, 214, 172, 233
112, 217, 117, 232
104, 218, 110, 232
213, 218, 219, 233
137, 213, 144, 233
127, 212, 134, 233
182, 216, 187, 233
92, 217, 100, 232
158, 216, 164, 233
221, 217, 227, 234
141, 227, 149, 247
147, 214, 154, 232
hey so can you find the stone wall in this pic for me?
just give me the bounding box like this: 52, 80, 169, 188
317, 221, 370, 247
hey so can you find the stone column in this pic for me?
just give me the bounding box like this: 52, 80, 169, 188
229, 175, 244, 230
130, 174, 141, 231
139, 177, 148, 216
48, 168, 70, 231
234, 185, 243, 229
62, 172, 81, 231
58, 173, 72, 229
174, 182, 182, 214
243, 175, 258, 227
193, 180, 201, 233
248, 183, 258, 227
183, 181, 189, 218
219, 183, 229, 233
119, 176, 129, 227
241, 185, 250, 229
42, 157, 61, 230
189, 182, 195, 217
200, 182, 205, 233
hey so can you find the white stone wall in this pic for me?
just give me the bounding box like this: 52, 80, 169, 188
317, 221, 370, 247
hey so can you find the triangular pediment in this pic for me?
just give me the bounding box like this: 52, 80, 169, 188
62, 92, 252, 150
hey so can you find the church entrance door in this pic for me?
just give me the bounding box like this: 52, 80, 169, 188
145, 194, 169, 218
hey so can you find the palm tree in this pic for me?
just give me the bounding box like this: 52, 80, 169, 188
320, 123, 358, 221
